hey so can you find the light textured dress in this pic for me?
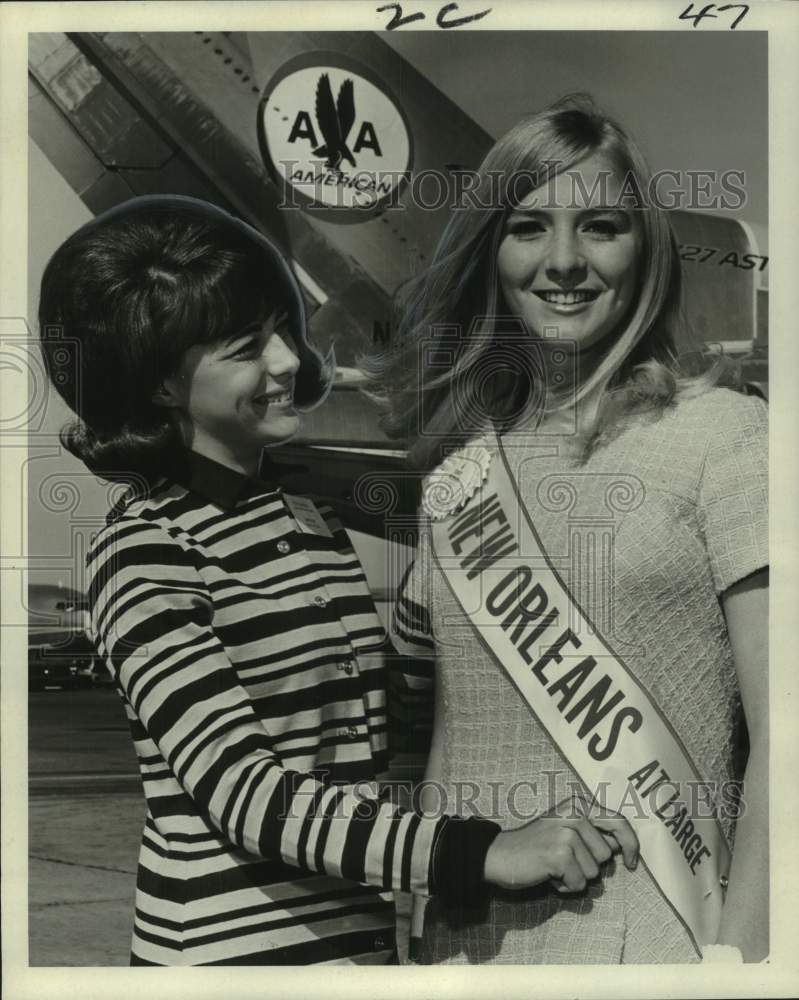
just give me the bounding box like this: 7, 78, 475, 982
399, 388, 768, 964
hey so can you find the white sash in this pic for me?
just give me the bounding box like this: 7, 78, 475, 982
429, 430, 731, 952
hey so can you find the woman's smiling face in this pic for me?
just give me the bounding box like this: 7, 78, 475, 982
497, 153, 641, 353
161, 309, 301, 474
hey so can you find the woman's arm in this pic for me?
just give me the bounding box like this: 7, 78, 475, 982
95, 516, 633, 907
88, 517, 447, 897
716, 568, 769, 961
417, 662, 447, 810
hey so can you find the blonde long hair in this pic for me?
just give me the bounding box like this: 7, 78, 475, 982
362, 94, 721, 471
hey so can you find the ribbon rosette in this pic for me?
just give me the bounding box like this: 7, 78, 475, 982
421, 442, 492, 520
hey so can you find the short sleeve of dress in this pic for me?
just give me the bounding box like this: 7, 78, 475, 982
696, 393, 768, 594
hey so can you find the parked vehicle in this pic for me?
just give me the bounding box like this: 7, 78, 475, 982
28, 583, 103, 691
28, 630, 97, 691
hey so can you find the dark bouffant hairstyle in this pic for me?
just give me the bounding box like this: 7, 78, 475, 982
38, 196, 332, 483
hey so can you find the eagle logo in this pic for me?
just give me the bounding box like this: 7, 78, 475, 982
312, 73, 356, 171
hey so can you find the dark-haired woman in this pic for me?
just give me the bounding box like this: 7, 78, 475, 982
38, 196, 639, 965
376, 98, 768, 964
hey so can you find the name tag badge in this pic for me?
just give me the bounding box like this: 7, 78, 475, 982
284, 494, 333, 538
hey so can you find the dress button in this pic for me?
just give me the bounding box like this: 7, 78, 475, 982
341, 659, 354, 675
277, 539, 290, 554
312, 594, 327, 607
374, 936, 386, 950
347, 726, 358, 739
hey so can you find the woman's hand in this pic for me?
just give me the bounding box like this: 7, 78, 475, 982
483, 810, 639, 893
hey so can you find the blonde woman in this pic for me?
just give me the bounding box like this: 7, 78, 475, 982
375, 96, 768, 964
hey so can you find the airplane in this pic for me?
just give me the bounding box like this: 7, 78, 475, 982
28, 28, 768, 436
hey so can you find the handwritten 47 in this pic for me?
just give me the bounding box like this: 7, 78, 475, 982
678, 4, 749, 30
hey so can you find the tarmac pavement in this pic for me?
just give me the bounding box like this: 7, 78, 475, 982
29, 792, 143, 966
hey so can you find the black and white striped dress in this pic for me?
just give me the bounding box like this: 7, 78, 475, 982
87, 450, 449, 965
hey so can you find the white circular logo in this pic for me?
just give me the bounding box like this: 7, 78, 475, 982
258, 53, 413, 222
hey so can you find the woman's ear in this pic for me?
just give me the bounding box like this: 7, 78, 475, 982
151, 377, 183, 409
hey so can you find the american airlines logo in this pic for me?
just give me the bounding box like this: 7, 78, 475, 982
258, 53, 412, 221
